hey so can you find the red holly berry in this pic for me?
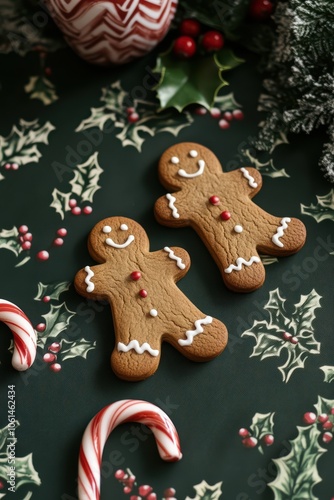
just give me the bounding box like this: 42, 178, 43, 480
49, 342, 61, 353
323, 420, 334, 430
290, 336, 299, 345
36, 323, 46, 332
173, 36, 196, 58
283, 332, 292, 341
83, 206, 93, 215
43, 353, 56, 363
23, 232, 33, 241
36, 250, 49, 261
232, 109, 244, 120
318, 413, 329, 423
57, 228, 67, 237
114, 469, 125, 480
146, 494, 157, 500
163, 488, 176, 498
11, 163, 19, 170
322, 431, 333, 444
179, 18, 201, 38
21, 241, 31, 251
42, 295, 51, 303
130, 496, 141, 500
128, 112, 139, 123
195, 106, 207, 115
45, 67, 52, 76
262, 434, 274, 446
4, 163, 11, 170
210, 107, 221, 118
138, 485, 153, 497
201, 31, 224, 52
123, 486, 132, 494
19, 225, 29, 234
249, 0, 274, 20
223, 111, 233, 121
303, 412, 317, 425
219, 119, 230, 130
126, 107, 135, 115
69, 199, 77, 208
242, 436, 258, 448
49, 362, 62, 372
71, 206, 81, 215
0, 480, 4, 489
238, 428, 250, 438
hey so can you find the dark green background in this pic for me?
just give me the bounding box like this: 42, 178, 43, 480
0, 33, 333, 500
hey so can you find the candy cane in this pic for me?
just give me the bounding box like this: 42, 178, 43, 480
0, 299, 37, 371
78, 399, 182, 500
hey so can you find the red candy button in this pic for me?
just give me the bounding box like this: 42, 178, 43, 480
220, 211, 231, 220
209, 195, 220, 205
131, 271, 141, 281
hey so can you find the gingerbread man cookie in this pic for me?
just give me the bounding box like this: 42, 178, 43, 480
74, 217, 227, 381
154, 142, 306, 293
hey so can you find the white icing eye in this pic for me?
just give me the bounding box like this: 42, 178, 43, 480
120, 224, 128, 231
234, 225, 243, 233
103, 226, 111, 233
171, 156, 179, 164
150, 309, 158, 317
189, 150, 198, 158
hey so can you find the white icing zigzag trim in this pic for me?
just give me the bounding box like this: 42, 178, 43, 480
224, 256, 261, 274
117, 340, 159, 357
84, 265, 94, 293
240, 167, 258, 188
272, 217, 291, 248
178, 316, 212, 346
164, 247, 186, 269
166, 193, 180, 219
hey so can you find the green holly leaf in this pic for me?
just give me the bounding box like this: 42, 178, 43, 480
34, 281, 71, 301
269, 425, 326, 500
60, 338, 96, 361
261, 255, 278, 265
37, 302, 76, 348
0, 119, 55, 167
69, 152, 103, 203
242, 288, 322, 382
314, 396, 334, 418
24, 75, 58, 106
320, 365, 334, 383
50, 188, 71, 220
250, 412, 275, 454
214, 92, 241, 113
185, 480, 223, 500
242, 148, 290, 178
154, 47, 242, 112
0, 226, 22, 257
301, 190, 334, 223
13, 453, 41, 489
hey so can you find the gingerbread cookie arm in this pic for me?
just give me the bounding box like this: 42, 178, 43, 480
225, 167, 263, 198
256, 213, 307, 256
74, 264, 107, 300
154, 192, 189, 227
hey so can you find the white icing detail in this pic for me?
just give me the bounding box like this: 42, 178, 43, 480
164, 247, 186, 269
178, 159, 205, 178
224, 256, 261, 273
189, 150, 198, 158
120, 224, 128, 231
103, 225, 111, 233
105, 235, 135, 248
171, 156, 179, 164
234, 225, 243, 233
117, 340, 159, 357
272, 217, 291, 247
166, 193, 180, 219
84, 265, 94, 293
178, 316, 213, 346
150, 309, 158, 317
240, 167, 258, 188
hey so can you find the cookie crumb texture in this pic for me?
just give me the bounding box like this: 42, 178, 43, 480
154, 142, 307, 293
74, 216, 228, 381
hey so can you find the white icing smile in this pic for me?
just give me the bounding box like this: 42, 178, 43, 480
178, 159, 205, 178
103, 225, 135, 248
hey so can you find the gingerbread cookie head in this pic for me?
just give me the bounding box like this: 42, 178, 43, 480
158, 142, 224, 191
87, 216, 150, 264
155, 142, 306, 293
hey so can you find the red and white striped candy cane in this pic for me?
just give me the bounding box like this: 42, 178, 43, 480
0, 299, 37, 371
78, 399, 182, 500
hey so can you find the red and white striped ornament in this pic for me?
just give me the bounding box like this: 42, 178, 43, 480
0, 299, 37, 371
45, 0, 178, 65
78, 399, 182, 500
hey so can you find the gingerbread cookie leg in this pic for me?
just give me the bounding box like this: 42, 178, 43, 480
222, 250, 265, 293
111, 342, 161, 381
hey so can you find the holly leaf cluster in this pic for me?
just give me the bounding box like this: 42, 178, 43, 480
24, 76, 58, 106
269, 425, 326, 499
76, 80, 193, 152
154, 47, 243, 112
37, 302, 76, 348
0, 226, 31, 267
60, 339, 96, 361
241, 148, 290, 178
320, 365, 334, 383
250, 412, 275, 454
34, 281, 71, 301
242, 288, 322, 382
301, 190, 334, 223
185, 480, 223, 500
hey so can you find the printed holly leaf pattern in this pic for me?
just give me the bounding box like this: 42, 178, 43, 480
0, 226, 31, 266
24, 76, 58, 106
214, 93, 241, 113
250, 412, 275, 454
0, 421, 19, 452
261, 255, 278, 266
301, 190, 334, 223
75, 81, 193, 152
0, 119, 55, 171
69, 152, 103, 203
242, 289, 322, 382
13, 454, 41, 490
185, 480, 223, 500
154, 47, 243, 112
314, 396, 334, 417
37, 302, 76, 348
50, 189, 72, 220
320, 366, 334, 383
34, 281, 71, 301
60, 338, 96, 361
242, 148, 290, 178
268, 425, 326, 500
